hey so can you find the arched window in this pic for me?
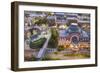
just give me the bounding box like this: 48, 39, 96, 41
71, 36, 79, 44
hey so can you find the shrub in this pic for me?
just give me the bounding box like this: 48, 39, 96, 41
42, 56, 51, 60
31, 56, 37, 61
58, 46, 65, 51
54, 51, 58, 54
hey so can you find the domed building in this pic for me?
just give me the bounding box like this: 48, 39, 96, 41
58, 23, 90, 49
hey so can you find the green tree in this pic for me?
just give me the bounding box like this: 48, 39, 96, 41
34, 17, 48, 26
48, 28, 58, 48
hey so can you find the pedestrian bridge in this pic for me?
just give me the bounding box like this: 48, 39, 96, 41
36, 32, 51, 60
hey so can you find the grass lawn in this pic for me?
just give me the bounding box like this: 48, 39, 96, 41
42, 56, 61, 60
64, 53, 90, 58
29, 38, 46, 49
